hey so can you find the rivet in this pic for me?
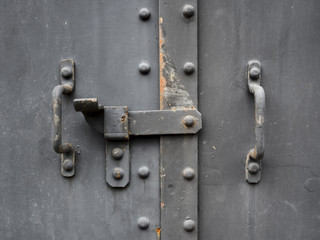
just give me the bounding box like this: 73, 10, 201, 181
139, 8, 151, 20
183, 62, 195, 75
138, 166, 150, 178
183, 219, 195, 232
249, 67, 260, 80
183, 167, 195, 180
62, 159, 73, 172
139, 62, 151, 74
183, 5, 195, 18
248, 162, 260, 174
112, 148, 124, 160
61, 66, 73, 79
138, 217, 150, 229
112, 167, 124, 180
183, 115, 195, 128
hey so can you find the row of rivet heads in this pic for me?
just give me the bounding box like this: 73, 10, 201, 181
136, 167, 196, 231
111, 148, 196, 231
114, 5, 197, 232
181, 3, 197, 233
138, 6, 196, 76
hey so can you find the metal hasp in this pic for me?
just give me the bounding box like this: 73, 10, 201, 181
246, 60, 265, 184
52, 59, 76, 177
74, 98, 202, 187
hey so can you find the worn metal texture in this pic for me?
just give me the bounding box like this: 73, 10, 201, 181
199, 1, 320, 239
159, 0, 198, 239
74, 100, 202, 135
246, 60, 265, 183
0, 0, 159, 239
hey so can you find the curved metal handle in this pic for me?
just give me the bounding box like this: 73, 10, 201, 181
246, 60, 265, 183
52, 59, 76, 177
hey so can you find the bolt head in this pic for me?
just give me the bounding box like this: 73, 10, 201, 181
183, 219, 195, 232
183, 4, 195, 18
139, 62, 151, 74
138, 217, 150, 229
183, 167, 195, 180
139, 8, 151, 20
249, 67, 260, 80
248, 162, 260, 174
61, 66, 73, 79
138, 166, 150, 178
112, 167, 124, 180
183, 62, 195, 75
62, 159, 73, 172
112, 148, 124, 160
183, 115, 195, 128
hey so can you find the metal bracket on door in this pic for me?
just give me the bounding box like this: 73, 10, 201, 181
52, 59, 76, 177
74, 98, 202, 187
245, 60, 265, 184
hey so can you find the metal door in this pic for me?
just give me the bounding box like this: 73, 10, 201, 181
198, 1, 320, 239
1, 1, 320, 240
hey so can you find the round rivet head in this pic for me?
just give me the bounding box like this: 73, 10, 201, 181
139, 8, 151, 20
138, 217, 150, 229
183, 4, 195, 18
183, 219, 195, 232
138, 166, 150, 178
61, 66, 72, 79
249, 67, 260, 80
112, 148, 124, 160
183, 167, 195, 180
62, 159, 73, 172
183, 115, 195, 128
248, 162, 260, 174
112, 167, 124, 180
139, 62, 150, 74
183, 62, 195, 75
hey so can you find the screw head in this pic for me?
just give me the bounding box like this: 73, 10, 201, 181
139, 62, 151, 74
112, 148, 124, 160
138, 217, 150, 229
138, 166, 150, 178
62, 159, 73, 172
183, 4, 195, 18
183, 167, 195, 180
112, 167, 124, 180
61, 66, 73, 79
183, 115, 195, 128
183, 219, 195, 232
139, 8, 151, 20
248, 162, 260, 174
249, 67, 260, 80
183, 62, 195, 75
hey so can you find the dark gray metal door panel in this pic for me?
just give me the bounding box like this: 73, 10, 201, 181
199, 1, 320, 239
0, 1, 159, 239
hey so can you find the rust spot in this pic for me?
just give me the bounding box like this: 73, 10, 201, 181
120, 115, 126, 122
161, 202, 165, 208
159, 17, 166, 110
156, 228, 161, 239
159, 17, 193, 110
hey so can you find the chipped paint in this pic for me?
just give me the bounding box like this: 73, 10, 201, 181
159, 17, 194, 110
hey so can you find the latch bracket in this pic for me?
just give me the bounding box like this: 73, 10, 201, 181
74, 98, 202, 187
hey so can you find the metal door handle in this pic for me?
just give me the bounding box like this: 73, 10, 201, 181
52, 59, 76, 177
246, 60, 265, 183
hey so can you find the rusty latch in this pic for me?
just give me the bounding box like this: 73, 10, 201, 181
74, 98, 202, 187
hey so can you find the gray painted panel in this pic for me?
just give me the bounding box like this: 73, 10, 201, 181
0, 0, 159, 239
199, 1, 320, 239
